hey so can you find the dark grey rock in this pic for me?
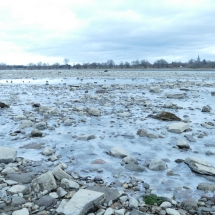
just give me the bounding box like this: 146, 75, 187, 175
0, 101, 9, 108
184, 134, 196, 142
35, 195, 57, 208
7, 172, 37, 184
12, 196, 26, 206
125, 164, 145, 172
31, 129, 43, 137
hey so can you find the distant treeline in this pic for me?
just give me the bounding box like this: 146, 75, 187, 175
1, 57, 215, 70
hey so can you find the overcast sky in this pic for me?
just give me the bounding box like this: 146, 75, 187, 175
0, 0, 215, 65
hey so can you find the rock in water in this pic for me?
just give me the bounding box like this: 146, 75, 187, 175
167, 122, 189, 134
0, 146, 17, 163
31, 129, 43, 137
149, 158, 168, 171
150, 111, 181, 121
0, 101, 9, 108
202, 105, 212, 112
185, 157, 215, 176
165, 93, 185, 99
110, 147, 129, 158
63, 189, 104, 215
197, 183, 215, 191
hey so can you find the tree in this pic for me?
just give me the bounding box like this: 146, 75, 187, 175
64, 58, 69, 65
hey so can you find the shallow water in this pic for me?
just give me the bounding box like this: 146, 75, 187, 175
0, 71, 215, 201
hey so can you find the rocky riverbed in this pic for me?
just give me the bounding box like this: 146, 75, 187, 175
0, 69, 215, 215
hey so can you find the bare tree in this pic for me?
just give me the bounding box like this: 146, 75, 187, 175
64, 58, 69, 65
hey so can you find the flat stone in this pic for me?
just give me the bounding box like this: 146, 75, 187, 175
197, 183, 215, 191
167, 122, 190, 134
165, 93, 185, 99
176, 139, 190, 149
185, 157, 215, 176
12, 208, 29, 215
8, 185, 29, 194
35, 195, 57, 208
125, 164, 145, 172
12, 196, 26, 206
86, 186, 122, 203
7, 172, 36, 184
63, 189, 104, 215
0, 146, 17, 163
130, 209, 145, 215
184, 134, 196, 142
52, 165, 71, 180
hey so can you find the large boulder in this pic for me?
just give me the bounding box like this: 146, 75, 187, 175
0, 146, 17, 163
62, 189, 104, 215
167, 122, 189, 134
185, 157, 215, 176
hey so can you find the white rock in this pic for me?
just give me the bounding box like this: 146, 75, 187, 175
166, 208, 180, 215
117, 112, 131, 117
42, 147, 55, 156
1, 167, 16, 174
176, 139, 190, 149
63, 189, 104, 215
52, 165, 72, 180
129, 197, 139, 208
110, 147, 129, 158
167, 122, 190, 134
61, 178, 79, 189
34, 121, 47, 130
0, 146, 17, 163
56, 199, 69, 214
8, 185, 29, 194
122, 155, 137, 164
49, 192, 59, 198
12, 208, 29, 215
31, 171, 57, 192
149, 158, 168, 171
104, 208, 114, 215
14, 115, 27, 121
88, 108, 101, 116
160, 201, 172, 208
115, 209, 126, 215
19, 120, 34, 129
185, 157, 215, 176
